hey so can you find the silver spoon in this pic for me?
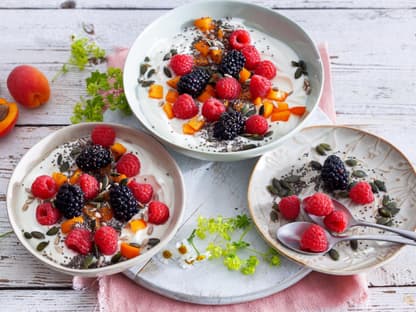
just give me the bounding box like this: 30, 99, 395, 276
306, 198, 416, 241
277, 221, 416, 256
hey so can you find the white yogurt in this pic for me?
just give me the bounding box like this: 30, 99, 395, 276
137, 17, 308, 152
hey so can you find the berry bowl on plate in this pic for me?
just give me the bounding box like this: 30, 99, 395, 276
6, 123, 185, 277
123, 0, 324, 161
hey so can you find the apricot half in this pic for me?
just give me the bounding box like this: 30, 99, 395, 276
0, 98, 19, 137
7, 65, 51, 108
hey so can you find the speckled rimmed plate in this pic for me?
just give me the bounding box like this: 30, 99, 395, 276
6, 123, 185, 277
123, 0, 323, 161
248, 125, 416, 275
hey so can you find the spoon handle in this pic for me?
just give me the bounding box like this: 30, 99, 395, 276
337, 234, 416, 246
355, 220, 416, 241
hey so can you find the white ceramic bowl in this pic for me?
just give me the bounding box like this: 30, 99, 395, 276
6, 123, 185, 277
124, 0, 324, 161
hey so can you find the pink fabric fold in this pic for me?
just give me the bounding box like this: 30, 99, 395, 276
73, 44, 368, 311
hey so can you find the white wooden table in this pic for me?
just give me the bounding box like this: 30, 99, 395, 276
0, 1, 415, 310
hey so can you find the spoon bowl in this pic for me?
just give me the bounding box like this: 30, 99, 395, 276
277, 221, 416, 256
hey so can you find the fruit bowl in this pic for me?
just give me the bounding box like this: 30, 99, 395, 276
123, 0, 323, 161
6, 123, 185, 277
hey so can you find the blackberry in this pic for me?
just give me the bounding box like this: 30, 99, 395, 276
219, 50, 246, 78
76, 145, 112, 172
213, 111, 246, 140
321, 155, 349, 191
177, 68, 211, 97
109, 184, 139, 222
54, 184, 85, 219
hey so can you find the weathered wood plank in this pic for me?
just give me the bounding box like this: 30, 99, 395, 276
0, 9, 414, 125
1, 0, 415, 9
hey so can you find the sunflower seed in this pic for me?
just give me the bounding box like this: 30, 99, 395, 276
36, 241, 49, 252
147, 69, 156, 79
270, 210, 278, 222
310, 160, 322, 170
374, 180, 387, 192
369, 182, 379, 193
345, 159, 357, 167
147, 225, 154, 235
24, 232, 32, 239
315, 145, 326, 156
328, 249, 339, 261
46, 227, 59, 236
163, 66, 172, 78
55, 246, 63, 254
31, 231, 45, 239
148, 238, 160, 247
319, 143, 332, 151
267, 185, 279, 195
294, 67, 303, 79
22, 202, 30, 211
82, 255, 95, 269
350, 240, 358, 251
111, 252, 122, 264
378, 207, 392, 218
140, 63, 150, 76
352, 170, 367, 178
144, 56, 150, 62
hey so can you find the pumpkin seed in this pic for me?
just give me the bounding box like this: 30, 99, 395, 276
163, 66, 172, 78
352, 170, 367, 178
31, 231, 45, 239
57, 154, 63, 166
70, 147, 81, 158
0, 104, 9, 121
388, 207, 400, 216
378, 207, 392, 218
148, 238, 160, 247
374, 180, 387, 192
24, 232, 32, 239
319, 143, 332, 151
36, 241, 49, 252
348, 181, 357, 191
376, 216, 391, 225
147, 69, 156, 79
291, 61, 299, 67
170, 49, 178, 56
111, 252, 122, 264
120, 178, 129, 186
298, 60, 306, 70
294, 67, 303, 79
385, 202, 398, 209
101, 175, 109, 190
60, 161, 70, 172
285, 175, 301, 183
279, 180, 291, 190
247, 134, 264, 141
129, 242, 141, 249
240, 144, 257, 151
350, 240, 358, 251
328, 249, 339, 261
140, 63, 150, 76
140, 80, 155, 87
270, 210, 278, 222
82, 255, 95, 269
369, 182, 379, 194
46, 227, 59, 236
264, 131, 273, 138
345, 159, 357, 167
272, 178, 283, 191
272, 202, 279, 211
315, 145, 326, 156
337, 190, 350, 198
310, 160, 322, 170
267, 185, 279, 196
382, 195, 390, 206
144, 56, 150, 62
259, 105, 265, 116
163, 52, 171, 61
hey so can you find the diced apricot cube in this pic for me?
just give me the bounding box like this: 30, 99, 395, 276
271, 110, 291, 122
188, 117, 205, 131
210, 49, 223, 64
99, 206, 114, 222
69, 169, 82, 185
239, 67, 251, 83
193, 40, 210, 57
197, 85, 215, 103
162, 102, 174, 119
253, 97, 262, 106
52, 172, 67, 188
183, 123, 196, 135
262, 100, 274, 118
165, 90, 179, 103
61, 216, 84, 234
112, 174, 127, 183
290, 106, 307, 116
217, 28, 224, 40
167, 76, 180, 89
194, 17, 213, 32
148, 84, 163, 99
267, 89, 288, 102
129, 219, 147, 233
120, 242, 141, 259
110, 142, 127, 160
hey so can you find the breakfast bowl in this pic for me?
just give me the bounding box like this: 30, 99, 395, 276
123, 0, 324, 161
6, 123, 185, 277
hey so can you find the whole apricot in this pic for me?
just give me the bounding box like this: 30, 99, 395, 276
7, 65, 51, 108
0, 98, 19, 137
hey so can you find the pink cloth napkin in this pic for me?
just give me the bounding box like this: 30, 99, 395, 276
74, 43, 368, 311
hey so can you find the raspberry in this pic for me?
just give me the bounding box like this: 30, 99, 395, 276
249, 75, 271, 99
240, 45, 261, 69
303, 192, 334, 216
278, 195, 300, 221
172, 94, 198, 119
91, 125, 116, 148
229, 29, 251, 50
94, 226, 118, 255
300, 224, 328, 252
324, 210, 348, 233
128, 180, 154, 204
36, 202, 61, 225
349, 181, 374, 205
254, 60, 277, 80
65, 228, 92, 255
116, 153, 141, 177
148, 201, 170, 225
31, 175, 57, 199
215, 77, 241, 100
245, 115, 268, 135
79, 174, 99, 200
202, 98, 226, 122
169, 54, 194, 76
